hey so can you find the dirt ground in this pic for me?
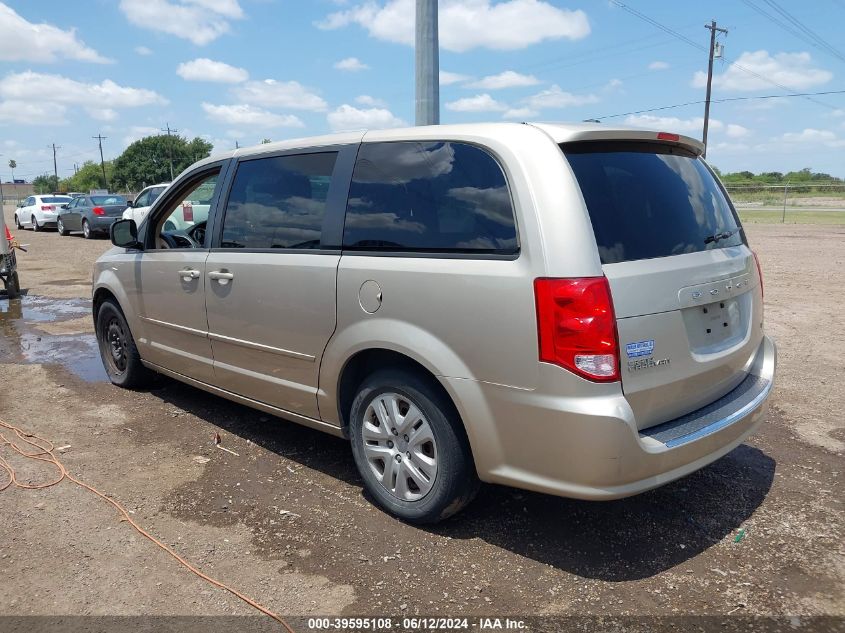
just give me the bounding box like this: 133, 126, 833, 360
1, 203, 843, 625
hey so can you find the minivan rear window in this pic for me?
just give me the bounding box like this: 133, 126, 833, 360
563, 141, 743, 264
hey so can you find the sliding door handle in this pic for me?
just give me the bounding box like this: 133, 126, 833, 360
208, 270, 234, 285
179, 268, 201, 281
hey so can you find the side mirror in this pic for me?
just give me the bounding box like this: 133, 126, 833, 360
125, 200, 134, 208
60, 204, 69, 209
110, 219, 142, 249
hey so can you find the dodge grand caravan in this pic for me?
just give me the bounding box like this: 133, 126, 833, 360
93, 123, 776, 523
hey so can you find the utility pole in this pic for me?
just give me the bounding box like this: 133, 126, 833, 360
93, 134, 108, 190
161, 123, 177, 180
50, 143, 61, 190
702, 20, 728, 158
415, 0, 440, 126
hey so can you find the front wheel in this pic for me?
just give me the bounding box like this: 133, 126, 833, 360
95, 299, 154, 388
31, 215, 41, 232
57, 218, 70, 236
349, 369, 479, 523
82, 219, 92, 239
14, 214, 21, 230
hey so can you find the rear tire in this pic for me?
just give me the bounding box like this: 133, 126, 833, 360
57, 218, 70, 236
82, 219, 92, 239
31, 215, 41, 232
95, 299, 154, 388
3, 271, 20, 299
349, 369, 479, 523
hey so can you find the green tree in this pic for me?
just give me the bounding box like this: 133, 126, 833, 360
32, 174, 58, 193
8, 159, 16, 181
112, 134, 213, 191
64, 160, 114, 192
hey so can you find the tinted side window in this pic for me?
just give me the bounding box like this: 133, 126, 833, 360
221, 153, 338, 249
134, 190, 150, 207
342, 141, 517, 254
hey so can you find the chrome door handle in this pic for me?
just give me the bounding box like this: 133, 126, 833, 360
179, 268, 201, 280
208, 270, 234, 284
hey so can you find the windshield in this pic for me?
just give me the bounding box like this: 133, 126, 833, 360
563, 141, 743, 264
90, 195, 127, 205
41, 196, 72, 203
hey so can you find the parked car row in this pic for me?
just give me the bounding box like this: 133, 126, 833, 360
11, 182, 198, 239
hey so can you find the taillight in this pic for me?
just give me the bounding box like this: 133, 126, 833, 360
41, 205, 54, 211
534, 277, 620, 382
93, 206, 105, 215
182, 202, 193, 222
752, 250, 764, 298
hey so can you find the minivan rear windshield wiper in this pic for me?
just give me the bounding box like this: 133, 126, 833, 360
704, 227, 743, 245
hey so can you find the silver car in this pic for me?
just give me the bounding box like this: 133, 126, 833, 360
93, 123, 776, 523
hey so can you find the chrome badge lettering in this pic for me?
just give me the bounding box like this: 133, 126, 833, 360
627, 357, 671, 372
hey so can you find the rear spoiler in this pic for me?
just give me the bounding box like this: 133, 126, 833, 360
529, 124, 705, 157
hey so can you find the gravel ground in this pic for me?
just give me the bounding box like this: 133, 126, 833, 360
1, 204, 843, 626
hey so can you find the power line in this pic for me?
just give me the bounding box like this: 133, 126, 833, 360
759, 0, 845, 63
593, 88, 845, 120
608, 0, 839, 110
741, 0, 845, 62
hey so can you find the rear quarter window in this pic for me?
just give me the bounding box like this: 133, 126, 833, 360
563, 141, 743, 264
342, 141, 518, 255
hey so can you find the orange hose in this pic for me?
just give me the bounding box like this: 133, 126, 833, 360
0, 418, 295, 633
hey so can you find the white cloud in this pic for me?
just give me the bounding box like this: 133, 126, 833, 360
440, 71, 471, 85
0, 100, 67, 126
624, 114, 715, 134
235, 79, 328, 111
201, 103, 304, 128
355, 95, 387, 107
334, 57, 369, 72
317, 0, 590, 52
648, 61, 669, 70
524, 84, 598, 109
177, 58, 249, 83
119, 0, 244, 45
691, 50, 832, 92
135, 46, 153, 56
781, 128, 837, 143
502, 107, 539, 119
327, 104, 406, 131
0, 72, 167, 117
122, 125, 161, 146
603, 78, 623, 93
87, 108, 119, 122
0, 3, 111, 63
726, 124, 750, 138
446, 93, 507, 112
467, 70, 540, 90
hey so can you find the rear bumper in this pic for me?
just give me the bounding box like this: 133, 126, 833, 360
447, 335, 776, 500
89, 216, 120, 231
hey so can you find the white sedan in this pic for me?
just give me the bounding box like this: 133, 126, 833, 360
122, 183, 169, 226
14, 195, 73, 231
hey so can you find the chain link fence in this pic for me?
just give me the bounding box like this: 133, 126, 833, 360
724, 182, 845, 222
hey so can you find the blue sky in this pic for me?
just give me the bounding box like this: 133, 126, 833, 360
1, 0, 844, 182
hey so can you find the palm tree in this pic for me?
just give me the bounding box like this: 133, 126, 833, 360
8, 159, 16, 181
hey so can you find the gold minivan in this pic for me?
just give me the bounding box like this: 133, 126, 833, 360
94, 123, 776, 523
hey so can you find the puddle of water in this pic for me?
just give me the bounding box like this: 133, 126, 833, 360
0, 295, 107, 382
